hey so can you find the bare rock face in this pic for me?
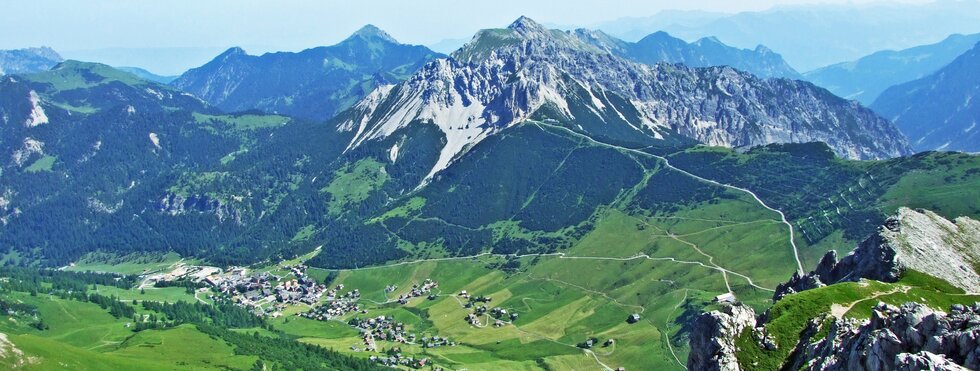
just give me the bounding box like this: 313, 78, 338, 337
688, 303, 757, 371
775, 207, 980, 300
792, 303, 980, 371
157, 192, 241, 224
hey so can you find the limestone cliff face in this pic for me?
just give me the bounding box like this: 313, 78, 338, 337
688, 303, 758, 371
157, 192, 241, 224
775, 207, 980, 300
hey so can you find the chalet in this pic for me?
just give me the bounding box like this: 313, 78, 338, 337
627, 313, 641, 323
714, 292, 737, 304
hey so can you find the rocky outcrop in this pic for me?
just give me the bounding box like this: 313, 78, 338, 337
688, 303, 758, 371
157, 192, 240, 224
775, 207, 980, 300
790, 303, 980, 371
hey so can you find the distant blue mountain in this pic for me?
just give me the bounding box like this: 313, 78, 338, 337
805, 33, 980, 105
172, 25, 442, 121
574, 29, 800, 79
599, 2, 980, 71
0, 47, 62, 75
872, 41, 980, 153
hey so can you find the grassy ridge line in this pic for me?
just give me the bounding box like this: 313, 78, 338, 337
529, 120, 804, 274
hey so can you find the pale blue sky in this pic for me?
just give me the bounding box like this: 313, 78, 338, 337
1, 0, 929, 51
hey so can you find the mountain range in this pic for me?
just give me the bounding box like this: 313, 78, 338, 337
871, 41, 980, 153
0, 47, 62, 75
340, 16, 908, 187
0, 17, 923, 269
805, 33, 980, 105
598, 2, 980, 71
572, 29, 800, 79
170, 25, 442, 121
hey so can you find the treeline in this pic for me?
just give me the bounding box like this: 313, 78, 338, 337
197, 325, 385, 371
141, 300, 263, 328
85, 292, 137, 318
0, 266, 137, 293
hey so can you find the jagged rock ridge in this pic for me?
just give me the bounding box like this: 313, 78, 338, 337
339, 16, 912, 184
788, 302, 980, 370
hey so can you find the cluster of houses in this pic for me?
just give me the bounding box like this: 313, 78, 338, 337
368, 353, 435, 369
197, 264, 329, 316
347, 315, 457, 351
300, 284, 363, 320
272, 275, 325, 305
459, 290, 517, 328
395, 279, 439, 304
466, 304, 518, 328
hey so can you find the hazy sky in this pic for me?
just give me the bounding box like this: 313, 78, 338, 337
1, 0, 931, 52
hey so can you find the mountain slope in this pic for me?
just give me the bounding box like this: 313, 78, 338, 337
339, 16, 910, 186
573, 29, 801, 79
871, 41, 980, 153
171, 26, 442, 121
0, 47, 62, 75
0, 61, 309, 265
805, 33, 980, 104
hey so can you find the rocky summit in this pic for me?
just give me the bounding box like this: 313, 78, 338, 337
790, 302, 980, 370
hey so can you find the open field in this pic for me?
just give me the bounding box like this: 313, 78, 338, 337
0, 292, 257, 370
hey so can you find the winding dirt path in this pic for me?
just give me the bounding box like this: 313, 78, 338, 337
532, 121, 805, 275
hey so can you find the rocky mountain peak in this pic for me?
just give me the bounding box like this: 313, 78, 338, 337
349, 24, 399, 44
507, 16, 547, 34
217, 47, 247, 60
22, 46, 61, 62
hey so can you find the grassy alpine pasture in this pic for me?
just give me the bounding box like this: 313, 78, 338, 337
66, 251, 184, 275
0, 292, 256, 370
24, 155, 57, 173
